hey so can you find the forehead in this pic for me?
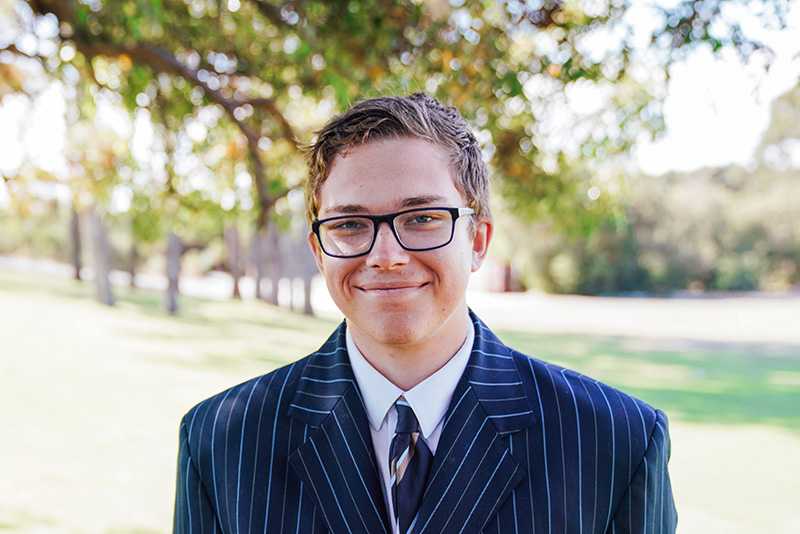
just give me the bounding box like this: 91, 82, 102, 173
318, 137, 464, 215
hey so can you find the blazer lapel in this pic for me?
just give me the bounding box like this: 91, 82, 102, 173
287, 323, 392, 534
410, 312, 537, 534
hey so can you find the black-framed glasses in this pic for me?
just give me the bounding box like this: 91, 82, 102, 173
312, 206, 474, 258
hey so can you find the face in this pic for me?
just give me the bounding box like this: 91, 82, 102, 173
308, 137, 492, 349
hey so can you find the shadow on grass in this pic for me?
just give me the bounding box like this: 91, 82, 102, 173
0, 268, 335, 329
499, 329, 800, 432
0, 269, 338, 375
5, 269, 797, 432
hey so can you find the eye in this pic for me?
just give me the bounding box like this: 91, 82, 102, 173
334, 220, 364, 229
409, 215, 435, 224
327, 218, 370, 232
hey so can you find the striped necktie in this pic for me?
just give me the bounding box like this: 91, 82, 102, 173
389, 399, 433, 534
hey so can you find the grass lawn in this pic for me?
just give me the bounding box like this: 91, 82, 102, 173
1, 268, 798, 533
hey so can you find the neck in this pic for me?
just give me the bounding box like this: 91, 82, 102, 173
348, 309, 471, 390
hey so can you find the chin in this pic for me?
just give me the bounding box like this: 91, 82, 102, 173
351, 309, 430, 346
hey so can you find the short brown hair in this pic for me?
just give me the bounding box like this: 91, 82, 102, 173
304, 93, 490, 224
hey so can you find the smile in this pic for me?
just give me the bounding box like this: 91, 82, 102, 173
356, 282, 429, 295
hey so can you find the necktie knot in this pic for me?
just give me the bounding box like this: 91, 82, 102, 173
394, 400, 420, 434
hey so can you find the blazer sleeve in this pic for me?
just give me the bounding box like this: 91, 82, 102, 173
608, 408, 678, 534
173, 417, 221, 533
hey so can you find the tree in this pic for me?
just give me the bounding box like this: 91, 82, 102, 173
1, 0, 788, 301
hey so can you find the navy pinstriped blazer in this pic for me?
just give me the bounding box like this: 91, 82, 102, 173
173, 311, 677, 533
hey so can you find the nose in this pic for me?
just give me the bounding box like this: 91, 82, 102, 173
366, 221, 409, 270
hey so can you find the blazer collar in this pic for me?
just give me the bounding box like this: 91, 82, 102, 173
287, 310, 536, 432
286, 322, 354, 427
459, 309, 537, 434
287, 310, 537, 534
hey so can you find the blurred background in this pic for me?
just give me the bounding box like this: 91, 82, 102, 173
0, 0, 798, 532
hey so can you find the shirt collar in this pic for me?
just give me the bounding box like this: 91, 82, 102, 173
346, 319, 475, 440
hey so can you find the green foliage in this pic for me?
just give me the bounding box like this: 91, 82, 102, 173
1, 0, 791, 291
0, 205, 69, 260
505, 167, 800, 294
11, 0, 784, 230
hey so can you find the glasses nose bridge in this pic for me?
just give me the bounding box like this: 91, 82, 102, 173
370, 213, 403, 251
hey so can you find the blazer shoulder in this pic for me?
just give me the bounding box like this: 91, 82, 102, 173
179, 355, 312, 454
509, 348, 665, 453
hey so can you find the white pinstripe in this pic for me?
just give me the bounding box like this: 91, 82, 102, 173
613, 389, 633, 531
488, 410, 533, 419
469, 380, 523, 386
306, 362, 352, 369
314, 346, 348, 356
235, 375, 264, 534
210, 388, 234, 524
300, 377, 355, 384
248, 372, 277, 530
289, 403, 331, 414
222, 384, 247, 534
509, 433, 520, 534
181, 429, 192, 534
596, 382, 617, 530
644, 459, 650, 533
294, 424, 308, 534
263, 364, 294, 533
523, 428, 535, 533
472, 349, 513, 360
297, 390, 342, 399
526, 357, 551, 534
279, 416, 294, 531
579, 377, 600, 534
545, 367, 568, 521
655, 420, 667, 531
468, 365, 517, 372
562, 370, 583, 533
633, 400, 648, 533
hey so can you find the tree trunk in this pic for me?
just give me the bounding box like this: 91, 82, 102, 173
252, 224, 270, 300
225, 225, 242, 300
252, 227, 262, 300
267, 225, 282, 306
297, 222, 317, 316
69, 206, 82, 281
129, 225, 138, 289
302, 275, 314, 316
88, 206, 114, 306
165, 232, 182, 315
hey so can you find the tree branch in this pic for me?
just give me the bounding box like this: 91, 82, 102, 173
29, 0, 302, 230
248, 0, 288, 29
243, 97, 297, 143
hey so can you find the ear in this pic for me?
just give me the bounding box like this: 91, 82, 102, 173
307, 230, 325, 274
470, 218, 493, 272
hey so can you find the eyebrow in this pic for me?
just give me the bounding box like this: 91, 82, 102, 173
323, 195, 448, 215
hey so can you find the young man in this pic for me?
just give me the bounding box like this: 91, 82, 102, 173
173, 94, 677, 534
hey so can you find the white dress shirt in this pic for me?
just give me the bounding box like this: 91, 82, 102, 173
346, 320, 475, 534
